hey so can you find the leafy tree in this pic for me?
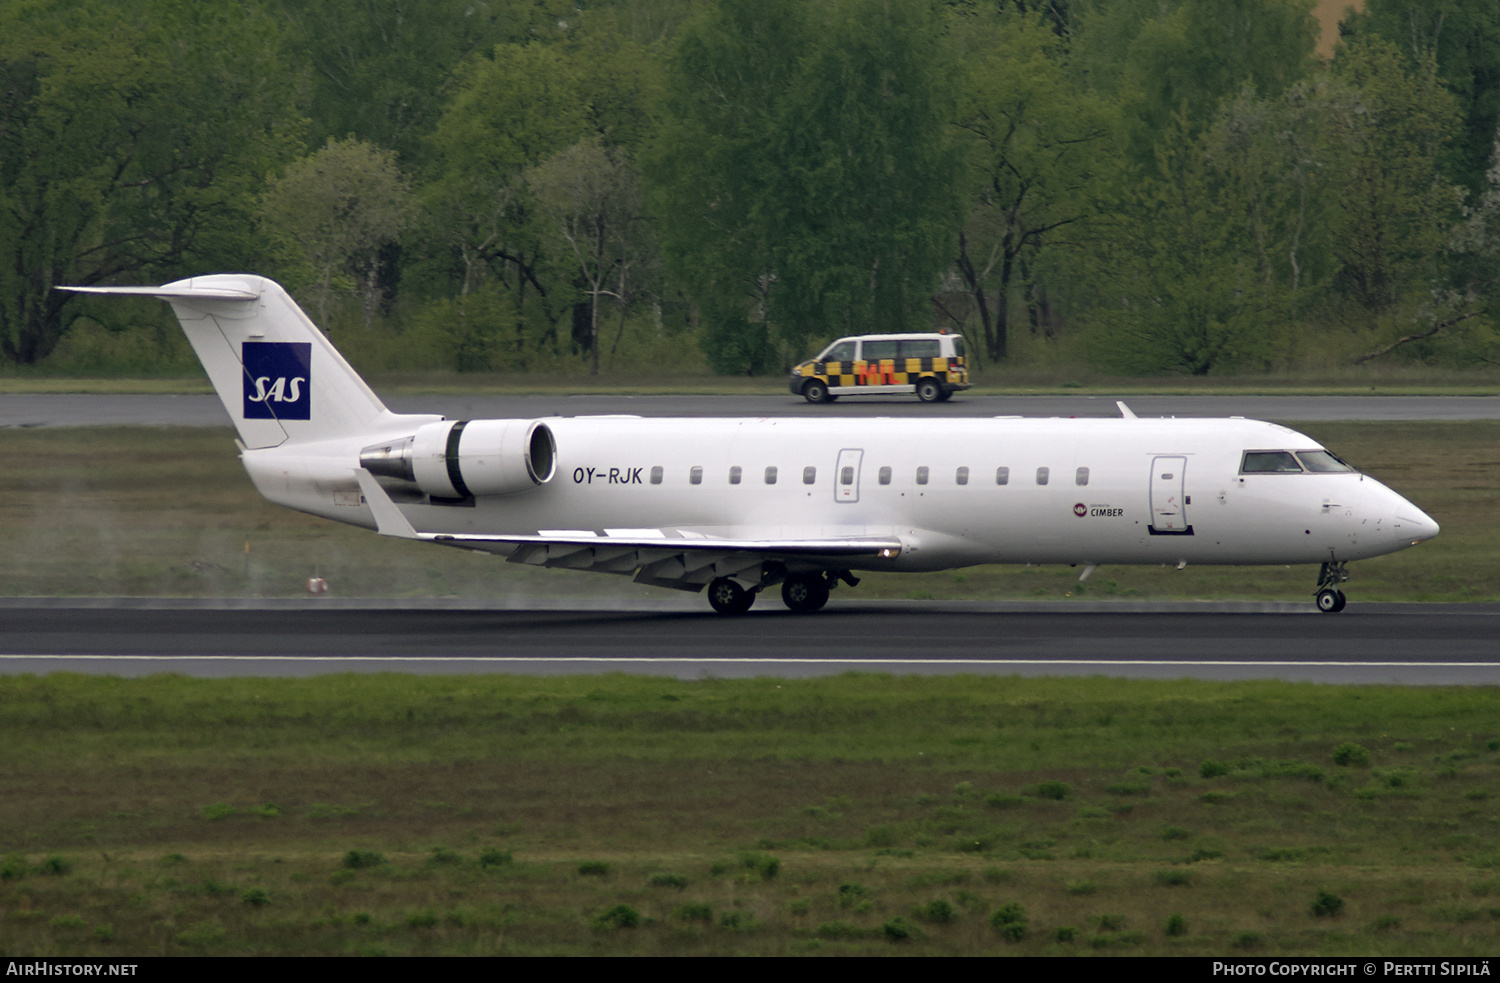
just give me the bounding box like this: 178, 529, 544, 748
1089, 114, 1281, 375
527, 137, 646, 374
262, 138, 415, 326
1326, 37, 1462, 316
423, 43, 588, 357
1073, 0, 1320, 166
651, 0, 962, 372
1346, 0, 1500, 196
952, 12, 1114, 360
268, 0, 575, 167
0, 0, 300, 365
648, 0, 807, 373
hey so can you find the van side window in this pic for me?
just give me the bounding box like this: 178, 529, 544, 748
862, 340, 897, 360
899, 339, 940, 359
824, 341, 855, 363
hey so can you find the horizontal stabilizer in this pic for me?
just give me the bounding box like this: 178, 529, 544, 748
59, 283, 261, 303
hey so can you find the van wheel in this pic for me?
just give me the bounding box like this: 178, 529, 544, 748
915, 378, 942, 402
803, 380, 830, 404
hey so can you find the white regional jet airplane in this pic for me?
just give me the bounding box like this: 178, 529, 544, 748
62, 275, 1440, 614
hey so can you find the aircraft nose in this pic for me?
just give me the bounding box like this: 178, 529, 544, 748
1393, 502, 1439, 546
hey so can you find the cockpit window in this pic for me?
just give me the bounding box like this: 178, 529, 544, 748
1241, 450, 1303, 473
1295, 450, 1357, 473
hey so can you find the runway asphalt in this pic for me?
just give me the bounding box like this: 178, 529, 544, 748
2, 600, 1497, 684
5, 393, 1500, 427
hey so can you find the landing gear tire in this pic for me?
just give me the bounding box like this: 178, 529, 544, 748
915, 378, 942, 403
708, 577, 755, 615
781, 574, 830, 613
1314, 560, 1350, 613
1315, 588, 1347, 613
802, 380, 830, 404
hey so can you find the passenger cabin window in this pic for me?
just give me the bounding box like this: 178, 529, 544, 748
879, 466, 892, 485
955, 466, 969, 485
729, 466, 742, 484
1296, 450, 1356, 473
803, 466, 817, 485
916, 466, 929, 485
1075, 467, 1089, 486
841, 466, 855, 486
1241, 451, 1303, 473
823, 341, 855, 362
690, 466, 703, 485
1036, 467, 1049, 486
650, 466, 663, 485
899, 339, 940, 359
862, 340, 898, 360
995, 466, 1009, 486
764, 466, 777, 485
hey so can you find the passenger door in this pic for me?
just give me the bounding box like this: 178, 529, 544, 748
1149, 455, 1193, 535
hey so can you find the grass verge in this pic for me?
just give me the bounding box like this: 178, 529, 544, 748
0, 673, 1497, 955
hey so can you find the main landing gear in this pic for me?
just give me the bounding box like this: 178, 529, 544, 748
1314, 560, 1349, 613
706, 570, 857, 615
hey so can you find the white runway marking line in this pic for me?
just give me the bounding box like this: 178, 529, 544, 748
3, 655, 1499, 669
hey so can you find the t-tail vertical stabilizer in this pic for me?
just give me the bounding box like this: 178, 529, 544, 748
60, 275, 425, 448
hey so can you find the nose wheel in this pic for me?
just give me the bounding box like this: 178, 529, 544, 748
1315, 588, 1347, 613
1314, 561, 1349, 613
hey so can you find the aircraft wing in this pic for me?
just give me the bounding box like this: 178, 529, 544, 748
355, 470, 901, 591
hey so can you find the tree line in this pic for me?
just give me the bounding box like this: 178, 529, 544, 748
3, 0, 1498, 376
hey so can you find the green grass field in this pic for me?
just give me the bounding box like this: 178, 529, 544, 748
1, 422, 1496, 602
1, 674, 1497, 956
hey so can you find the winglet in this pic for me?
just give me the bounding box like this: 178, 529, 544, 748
355, 469, 419, 539
1117, 400, 1138, 420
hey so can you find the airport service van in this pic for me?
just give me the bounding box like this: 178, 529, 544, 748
789, 331, 970, 403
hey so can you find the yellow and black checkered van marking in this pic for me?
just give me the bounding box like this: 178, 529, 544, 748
794, 356, 967, 389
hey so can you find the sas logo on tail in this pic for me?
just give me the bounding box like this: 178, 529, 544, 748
243, 342, 311, 420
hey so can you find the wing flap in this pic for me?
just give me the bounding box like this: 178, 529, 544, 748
354, 468, 902, 589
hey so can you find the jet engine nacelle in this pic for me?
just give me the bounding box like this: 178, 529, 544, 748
359, 419, 557, 498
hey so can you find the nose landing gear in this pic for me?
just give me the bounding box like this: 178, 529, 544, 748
1315, 561, 1349, 613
